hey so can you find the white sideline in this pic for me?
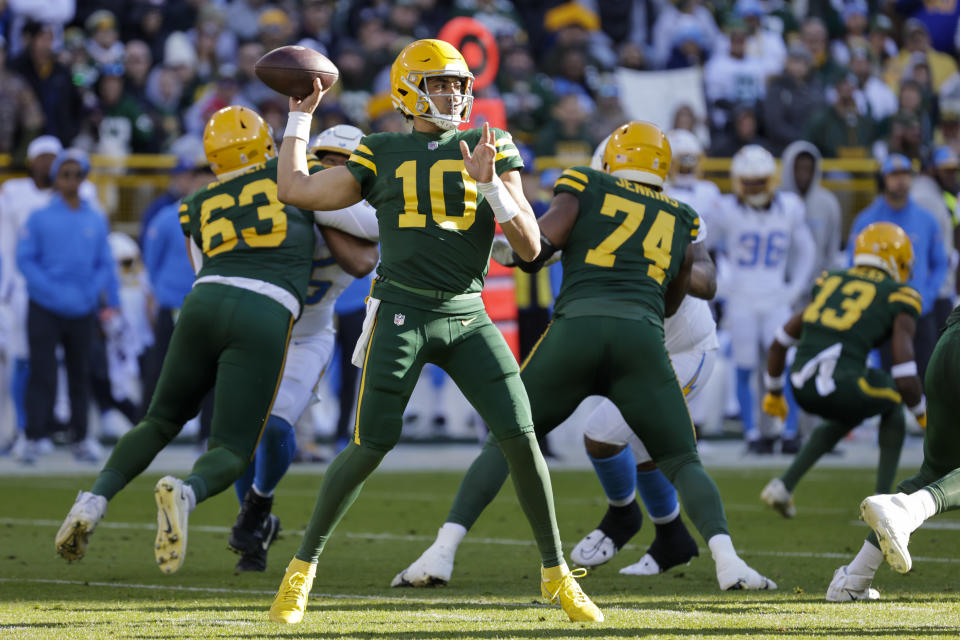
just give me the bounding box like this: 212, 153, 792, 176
3, 516, 959, 564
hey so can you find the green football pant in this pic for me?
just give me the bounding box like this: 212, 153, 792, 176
92, 284, 293, 502
447, 315, 730, 543
296, 301, 563, 567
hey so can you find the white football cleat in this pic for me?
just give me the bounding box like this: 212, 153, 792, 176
391, 541, 455, 587
716, 557, 777, 591
825, 565, 880, 602
860, 493, 917, 574
570, 529, 618, 567
154, 476, 192, 574
761, 478, 796, 518
619, 554, 660, 575
55, 491, 107, 562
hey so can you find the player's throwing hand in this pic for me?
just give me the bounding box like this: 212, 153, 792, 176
289, 77, 326, 115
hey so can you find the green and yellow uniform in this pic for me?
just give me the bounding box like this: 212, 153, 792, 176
790, 266, 922, 425
779, 266, 922, 495
93, 157, 316, 504
448, 168, 735, 545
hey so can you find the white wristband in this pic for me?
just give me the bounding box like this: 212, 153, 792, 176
477, 175, 519, 224
909, 395, 926, 417
763, 372, 785, 391
774, 326, 798, 347
891, 361, 918, 379
284, 112, 313, 141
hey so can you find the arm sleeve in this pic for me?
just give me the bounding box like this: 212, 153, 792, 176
888, 284, 923, 318
313, 200, 379, 241
553, 167, 590, 200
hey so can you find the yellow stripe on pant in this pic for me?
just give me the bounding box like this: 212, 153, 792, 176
353, 313, 380, 445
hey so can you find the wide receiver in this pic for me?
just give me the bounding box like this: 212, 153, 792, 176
566, 129, 720, 576
228, 124, 380, 572
55, 106, 317, 574
269, 39, 602, 624
393, 122, 776, 593
760, 222, 925, 521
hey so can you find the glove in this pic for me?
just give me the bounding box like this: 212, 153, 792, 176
915, 412, 927, 429
490, 237, 518, 267
761, 392, 788, 421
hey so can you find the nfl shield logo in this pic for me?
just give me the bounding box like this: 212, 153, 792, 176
394, 313, 405, 326
427, 141, 439, 150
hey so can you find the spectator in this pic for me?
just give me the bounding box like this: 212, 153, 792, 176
16, 149, 120, 464
909, 146, 959, 328
549, 47, 595, 107
829, 0, 869, 68
801, 17, 844, 86
650, 0, 719, 70
497, 46, 553, 140
0, 34, 44, 157
533, 92, 593, 161
124, 0, 169, 63
898, 78, 934, 148
882, 111, 927, 162
735, 0, 786, 77
937, 105, 960, 156
709, 105, 771, 157
896, 0, 960, 54
183, 64, 254, 138
9, 21, 84, 145
236, 40, 271, 108
703, 19, 767, 132
86, 62, 158, 155
85, 9, 124, 66
850, 45, 898, 122
297, 0, 338, 56
884, 19, 957, 93
123, 40, 154, 109
847, 153, 948, 379
663, 21, 711, 70
257, 7, 295, 53
763, 44, 826, 154
541, 1, 616, 71
866, 14, 898, 76
227, 0, 269, 42
780, 141, 843, 280
139, 154, 204, 238
804, 71, 876, 158
454, 0, 526, 41
616, 40, 646, 70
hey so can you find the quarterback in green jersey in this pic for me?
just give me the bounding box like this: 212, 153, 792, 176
395, 121, 777, 593
269, 39, 602, 625
761, 222, 926, 518
55, 106, 316, 574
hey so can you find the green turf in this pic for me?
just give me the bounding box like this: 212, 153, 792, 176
0, 466, 957, 639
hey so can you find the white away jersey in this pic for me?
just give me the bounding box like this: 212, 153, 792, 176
292, 227, 354, 339
666, 179, 722, 228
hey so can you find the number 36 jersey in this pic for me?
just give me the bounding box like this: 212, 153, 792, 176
346, 127, 523, 297
793, 266, 922, 376
180, 157, 317, 310
552, 166, 700, 322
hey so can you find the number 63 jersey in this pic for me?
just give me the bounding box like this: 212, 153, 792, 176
551, 166, 700, 322
179, 156, 317, 311
792, 266, 922, 383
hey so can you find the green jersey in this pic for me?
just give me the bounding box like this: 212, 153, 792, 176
552, 167, 701, 321
792, 266, 922, 376
345, 127, 523, 307
179, 157, 317, 308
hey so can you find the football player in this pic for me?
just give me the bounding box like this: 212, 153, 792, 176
760, 223, 926, 519
228, 124, 380, 572
270, 39, 602, 624
712, 145, 816, 453
568, 129, 720, 575
825, 281, 960, 601
55, 106, 318, 575
393, 122, 776, 593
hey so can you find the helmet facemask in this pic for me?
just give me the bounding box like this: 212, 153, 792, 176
401, 70, 474, 131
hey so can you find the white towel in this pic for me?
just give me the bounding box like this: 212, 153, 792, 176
351, 296, 381, 368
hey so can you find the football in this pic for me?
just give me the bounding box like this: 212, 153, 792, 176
254, 46, 339, 100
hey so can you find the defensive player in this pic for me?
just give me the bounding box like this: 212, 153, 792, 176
229, 124, 380, 572
760, 222, 926, 518
55, 106, 316, 574
394, 122, 776, 593
270, 39, 602, 624
826, 303, 960, 601
568, 129, 719, 575
711, 145, 816, 453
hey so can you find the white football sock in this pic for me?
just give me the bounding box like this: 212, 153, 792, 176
847, 540, 883, 577
182, 483, 197, 513
905, 489, 937, 527
436, 522, 467, 550
708, 534, 738, 563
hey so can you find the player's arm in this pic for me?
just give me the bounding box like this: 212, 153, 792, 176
461, 123, 539, 261
664, 244, 694, 317
688, 241, 717, 300
496, 191, 579, 273
320, 226, 379, 278
890, 312, 926, 425
761, 311, 803, 420
278, 78, 363, 211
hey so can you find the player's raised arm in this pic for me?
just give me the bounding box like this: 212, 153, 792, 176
890, 312, 926, 425
461, 122, 539, 261
319, 226, 379, 279
278, 78, 362, 212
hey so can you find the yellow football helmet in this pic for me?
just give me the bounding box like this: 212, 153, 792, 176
853, 222, 915, 283
602, 121, 671, 187
390, 39, 474, 131
203, 105, 275, 177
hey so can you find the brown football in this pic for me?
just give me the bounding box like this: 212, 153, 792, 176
254, 46, 339, 99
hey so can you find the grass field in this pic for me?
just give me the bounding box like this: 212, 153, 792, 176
0, 465, 958, 639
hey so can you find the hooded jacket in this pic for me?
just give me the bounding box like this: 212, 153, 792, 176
780, 141, 842, 290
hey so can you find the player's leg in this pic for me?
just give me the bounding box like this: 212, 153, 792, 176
728, 307, 762, 448
271, 301, 425, 624
607, 317, 775, 590
767, 416, 851, 516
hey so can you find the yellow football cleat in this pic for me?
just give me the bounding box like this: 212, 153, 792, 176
541, 565, 604, 623
154, 476, 191, 574
270, 558, 317, 623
